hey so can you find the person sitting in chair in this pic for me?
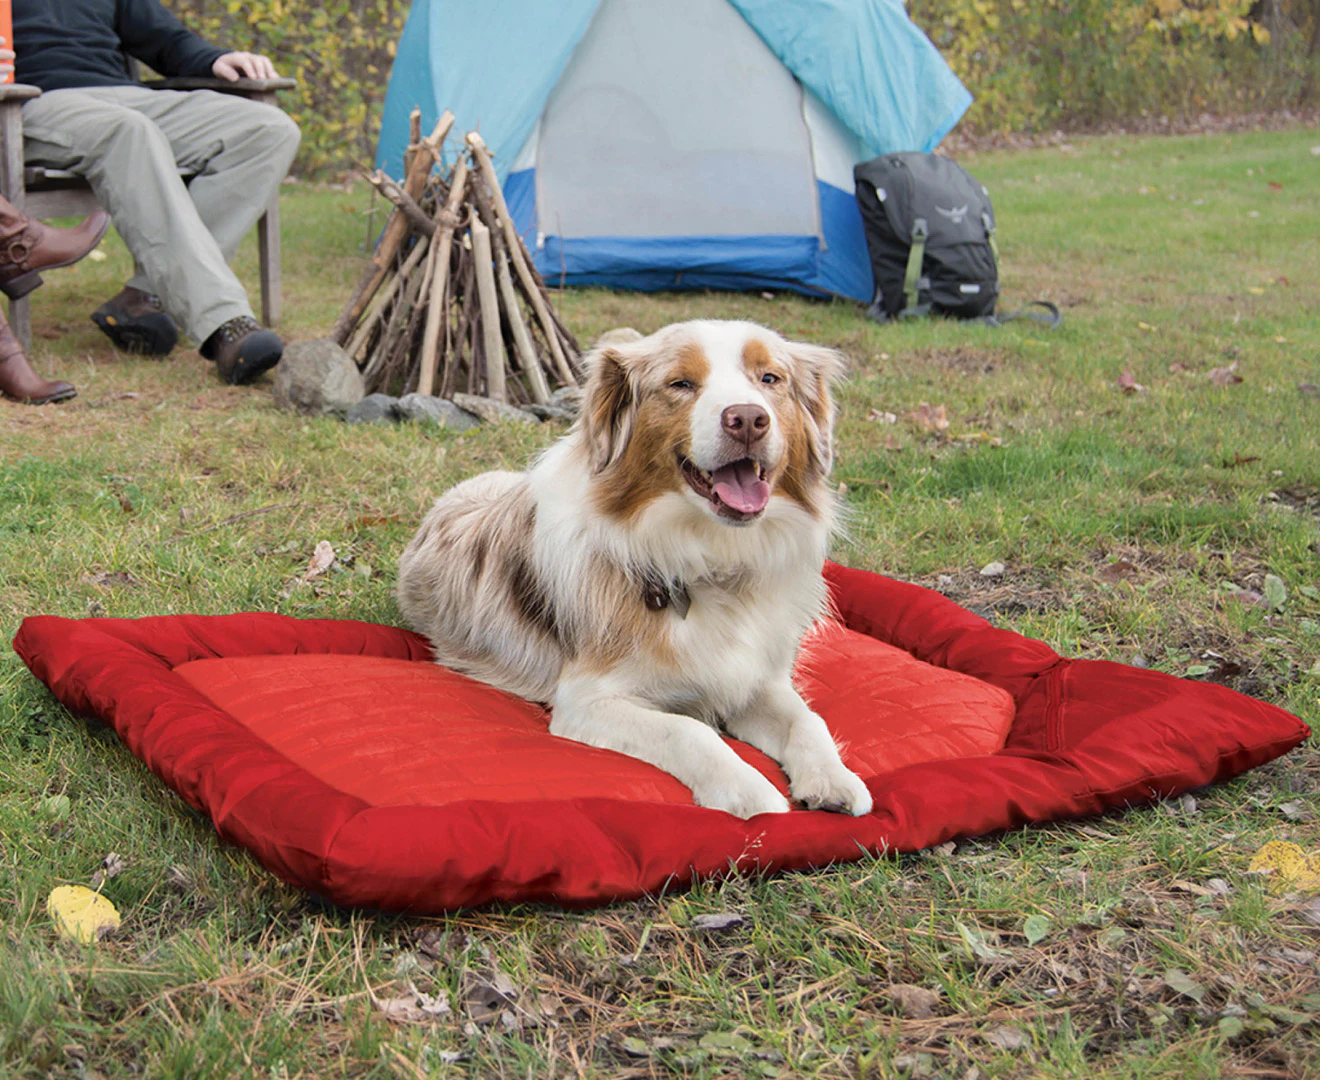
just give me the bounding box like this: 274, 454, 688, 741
12, 0, 301, 385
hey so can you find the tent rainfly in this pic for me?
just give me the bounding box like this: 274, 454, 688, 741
376, 0, 972, 302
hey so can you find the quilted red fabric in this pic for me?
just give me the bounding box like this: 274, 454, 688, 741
12, 561, 1308, 913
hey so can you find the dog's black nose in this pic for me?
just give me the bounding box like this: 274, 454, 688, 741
721, 404, 770, 448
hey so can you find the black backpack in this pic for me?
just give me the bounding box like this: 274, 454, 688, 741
854, 152, 1059, 328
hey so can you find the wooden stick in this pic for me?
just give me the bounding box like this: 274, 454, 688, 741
495, 249, 550, 404
349, 234, 429, 365
365, 170, 435, 237
402, 107, 421, 175
416, 158, 469, 397
331, 110, 453, 344
470, 217, 506, 402
465, 131, 577, 387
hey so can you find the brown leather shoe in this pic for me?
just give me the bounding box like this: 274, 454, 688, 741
91, 285, 179, 356
0, 312, 76, 404
201, 315, 283, 385
0, 194, 111, 300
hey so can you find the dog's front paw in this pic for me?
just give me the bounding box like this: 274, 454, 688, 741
790, 764, 873, 816
694, 765, 791, 819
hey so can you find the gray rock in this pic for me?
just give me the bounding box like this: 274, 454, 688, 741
522, 402, 577, 423
396, 393, 482, 430
549, 385, 584, 416
450, 392, 540, 426
346, 393, 400, 425
271, 338, 364, 418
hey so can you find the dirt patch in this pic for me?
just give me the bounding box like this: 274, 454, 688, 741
906, 346, 1011, 377
1267, 486, 1320, 520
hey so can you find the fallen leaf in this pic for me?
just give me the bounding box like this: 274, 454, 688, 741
302, 541, 336, 582
1099, 559, 1138, 581
1163, 968, 1206, 1003
1247, 841, 1320, 895
1268, 181, 1283, 191
1207, 878, 1232, 895
698, 1031, 754, 1054
1168, 361, 1191, 374
1137, 321, 1157, 332
1222, 451, 1260, 468
1300, 899, 1320, 926
1117, 369, 1145, 394
979, 561, 1006, 578
1220, 1015, 1245, 1037
90, 853, 126, 889
867, 409, 898, 424
41, 794, 71, 821
889, 983, 940, 1019
1299, 382, 1319, 397
983, 1024, 1027, 1050
1263, 574, 1287, 612
48, 885, 121, 943
87, 249, 107, 262
1279, 800, 1314, 822
1247, 286, 1266, 295
374, 983, 451, 1023
1209, 361, 1243, 387
905, 402, 949, 435
690, 912, 745, 932
956, 921, 1009, 963
1023, 914, 1051, 945
465, 968, 518, 1022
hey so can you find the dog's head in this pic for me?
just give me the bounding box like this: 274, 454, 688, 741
577, 320, 845, 526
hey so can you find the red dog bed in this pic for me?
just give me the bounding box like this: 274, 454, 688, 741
13, 562, 1307, 913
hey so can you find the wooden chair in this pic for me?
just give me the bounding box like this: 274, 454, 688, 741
0, 74, 296, 348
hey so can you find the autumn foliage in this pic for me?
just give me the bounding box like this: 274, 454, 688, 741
165, 0, 1318, 175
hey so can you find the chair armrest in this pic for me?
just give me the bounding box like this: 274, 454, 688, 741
0, 84, 43, 103
144, 76, 296, 94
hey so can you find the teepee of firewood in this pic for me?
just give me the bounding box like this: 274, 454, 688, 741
331, 110, 582, 401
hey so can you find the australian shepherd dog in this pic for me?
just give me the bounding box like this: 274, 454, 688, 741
397, 319, 871, 819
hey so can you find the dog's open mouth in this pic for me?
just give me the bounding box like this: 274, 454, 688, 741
680, 456, 771, 521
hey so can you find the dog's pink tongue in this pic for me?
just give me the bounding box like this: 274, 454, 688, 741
711, 459, 770, 514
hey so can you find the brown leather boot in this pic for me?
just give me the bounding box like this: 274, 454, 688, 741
0, 312, 76, 404
0, 194, 111, 300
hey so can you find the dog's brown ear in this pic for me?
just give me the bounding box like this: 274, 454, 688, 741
579, 346, 638, 473
787, 342, 848, 475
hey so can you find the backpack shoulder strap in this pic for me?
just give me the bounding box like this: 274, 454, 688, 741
903, 217, 929, 313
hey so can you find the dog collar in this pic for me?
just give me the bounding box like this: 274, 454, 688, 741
642, 575, 691, 619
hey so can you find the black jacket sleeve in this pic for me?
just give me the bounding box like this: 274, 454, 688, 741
114, 0, 226, 78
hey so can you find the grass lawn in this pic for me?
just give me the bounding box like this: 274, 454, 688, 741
2, 127, 1319, 1079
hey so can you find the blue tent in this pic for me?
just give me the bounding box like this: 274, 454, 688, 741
377, 0, 971, 302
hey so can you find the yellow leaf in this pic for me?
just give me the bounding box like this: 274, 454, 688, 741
1251, 23, 1271, 45
1247, 286, 1265, 294
47, 885, 121, 943
1138, 321, 1157, 331
1247, 841, 1320, 895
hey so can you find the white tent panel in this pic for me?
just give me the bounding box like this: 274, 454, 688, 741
535, 0, 820, 238
802, 87, 867, 194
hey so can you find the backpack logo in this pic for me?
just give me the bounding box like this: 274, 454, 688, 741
935, 204, 969, 224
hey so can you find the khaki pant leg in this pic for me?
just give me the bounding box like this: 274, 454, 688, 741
21, 86, 252, 344
121, 88, 301, 264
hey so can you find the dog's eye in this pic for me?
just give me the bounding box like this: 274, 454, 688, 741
760, 372, 781, 385
669, 379, 695, 391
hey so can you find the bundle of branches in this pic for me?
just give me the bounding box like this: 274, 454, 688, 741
331, 110, 582, 402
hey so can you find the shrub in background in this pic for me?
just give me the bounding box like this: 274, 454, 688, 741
167, 0, 1317, 175
166, 0, 407, 176
908, 0, 1318, 134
